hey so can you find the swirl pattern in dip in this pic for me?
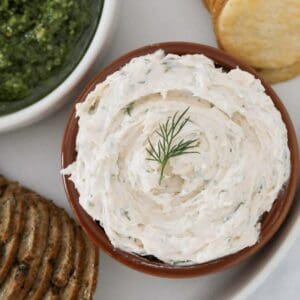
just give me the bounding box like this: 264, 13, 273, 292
64, 50, 290, 265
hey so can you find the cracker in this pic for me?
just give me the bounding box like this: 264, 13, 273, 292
257, 61, 300, 84
203, 0, 213, 11
216, 0, 300, 69
211, 0, 227, 39
212, 0, 226, 16
203, 0, 221, 12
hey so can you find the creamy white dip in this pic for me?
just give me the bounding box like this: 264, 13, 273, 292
63, 50, 290, 265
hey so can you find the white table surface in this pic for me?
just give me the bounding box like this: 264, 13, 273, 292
0, 1, 299, 299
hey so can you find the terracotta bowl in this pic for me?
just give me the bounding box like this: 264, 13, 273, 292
61, 42, 299, 278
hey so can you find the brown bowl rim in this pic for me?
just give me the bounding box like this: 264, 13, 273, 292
61, 42, 299, 278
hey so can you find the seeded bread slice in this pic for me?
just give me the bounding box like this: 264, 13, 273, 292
51, 209, 75, 288
0, 193, 50, 300
0, 188, 26, 284
78, 233, 99, 300
60, 224, 86, 299
25, 202, 62, 300
0, 176, 100, 300
0, 192, 35, 299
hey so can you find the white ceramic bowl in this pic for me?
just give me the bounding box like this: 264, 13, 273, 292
0, 0, 119, 134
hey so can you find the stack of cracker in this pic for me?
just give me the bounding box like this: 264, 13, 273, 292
204, 0, 300, 83
0, 176, 99, 300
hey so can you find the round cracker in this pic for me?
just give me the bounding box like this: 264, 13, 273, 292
212, 0, 226, 17
257, 61, 300, 84
216, 0, 300, 69
211, 0, 227, 38
203, 0, 215, 11
203, 0, 210, 11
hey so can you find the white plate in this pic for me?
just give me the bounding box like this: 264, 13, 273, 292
0, 1, 299, 299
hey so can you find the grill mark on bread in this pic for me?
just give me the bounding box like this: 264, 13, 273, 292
78, 233, 99, 300
0, 188, 26, 284
25, 202, 62, 300
51, 209, 75, 288
60, 224, 86, 299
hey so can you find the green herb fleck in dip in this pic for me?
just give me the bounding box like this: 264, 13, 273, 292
0, 0, 103, 116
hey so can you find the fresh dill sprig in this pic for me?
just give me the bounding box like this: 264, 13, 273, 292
123, 102, 134, 116
146, 107, 199, 184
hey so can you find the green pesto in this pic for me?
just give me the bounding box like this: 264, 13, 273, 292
0, 0, 103, 115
